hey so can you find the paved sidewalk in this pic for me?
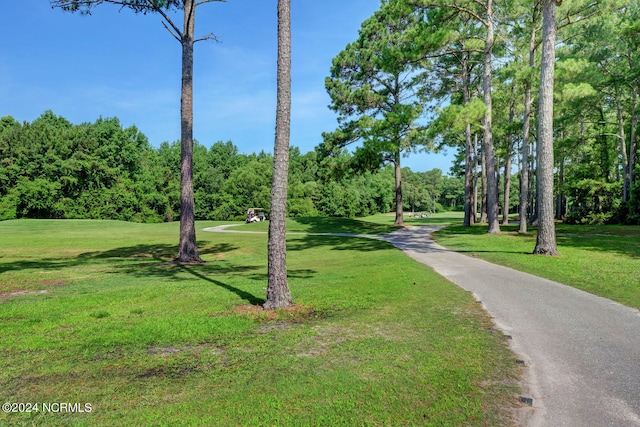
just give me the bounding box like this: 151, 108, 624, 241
384, 226, 640, 427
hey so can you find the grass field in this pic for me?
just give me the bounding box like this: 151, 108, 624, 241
0, 218, 519, 426
428, 221, 640, 310
364, 212, 640, 310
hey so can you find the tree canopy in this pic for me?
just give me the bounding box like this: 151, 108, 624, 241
0, 112, 460, 223
323, 2, 432, 225
7, 0, 640, 231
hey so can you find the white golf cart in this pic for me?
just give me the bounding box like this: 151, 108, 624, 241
246, 208, 267, 223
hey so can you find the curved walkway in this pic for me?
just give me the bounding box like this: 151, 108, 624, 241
203, 223, 640, 426
385, 226, 640, 427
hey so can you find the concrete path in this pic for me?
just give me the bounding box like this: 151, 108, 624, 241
384, 226, 640, 427
203, 223, 640, 426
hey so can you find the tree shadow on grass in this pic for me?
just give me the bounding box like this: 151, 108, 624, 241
287, 234, 392, 253
108, 261, 267, 306
77, 241, 237, 262
0, 259, 72, 275
439, 224, 640, 259
181, 265, 265, 306
0, 242, 269, 305
84, 242, 267, 305
245, 269, 317, 282
0, 242, 239, 275
453, 249, 535, 256
292, 217, 399, 235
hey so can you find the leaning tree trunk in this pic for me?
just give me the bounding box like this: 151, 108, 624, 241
533, 0, 558, 256
264, 0, 294, 310
176, 0, 202, 263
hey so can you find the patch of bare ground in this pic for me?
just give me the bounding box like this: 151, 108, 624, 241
295, 325, 358, 357
294, 322, 406, 359
147, 344, 210, 357
0, 279, 66, 299
213, 303, 319, 322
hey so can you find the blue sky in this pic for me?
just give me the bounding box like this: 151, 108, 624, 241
1, 0, 454, 172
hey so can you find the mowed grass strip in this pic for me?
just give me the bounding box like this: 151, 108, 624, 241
432, 222, 640, 310
0, 219, 519, 426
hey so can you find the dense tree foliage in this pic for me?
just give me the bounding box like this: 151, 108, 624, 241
12, 0, 640, 230
51, 0, 227, 262
324, 2, 431, 226
0, 112, 460, 223
367, 0, 640, 230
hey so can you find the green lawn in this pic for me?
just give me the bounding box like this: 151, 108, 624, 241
361, 212, 465, 227
0, 219, 519, 426
431, 221, 640, 310
236, 216, 400, 235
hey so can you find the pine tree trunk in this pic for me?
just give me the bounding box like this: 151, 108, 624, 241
529, 139, 537, 223
533, 0, 558, 256
482, 0, 500, 234
462, 51, 474, 227
631, 88, 638, 187
464, 122, 474, 226
473, 133, 479, 223
503, 84, 516, 226
520, 0, 540, 234
394, 150, 404, 226
556, 156, 565, 220
617, 99, 629, 202
480, 146, 488, 224
519, 48, 534, 232
503, 154, 512, 225
264, 0, 294, 310
519, 121, 530, 232
176, 0, 202, 263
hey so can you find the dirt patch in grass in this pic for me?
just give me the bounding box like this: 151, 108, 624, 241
147, 344, 211, 357
0, 290, 48, 299
228, 303, 319, 322
204, 304, 322, 336
0, 279, 66, 299
137, 363, 201, 379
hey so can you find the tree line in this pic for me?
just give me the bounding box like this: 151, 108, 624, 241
323, 0, 640, 257
0, 111, 462, 223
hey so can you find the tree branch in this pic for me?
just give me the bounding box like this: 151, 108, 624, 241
195, 32, 221, 43
446, 4, 487, 28
148, 0, 183, 39
162, 20, 181, 42
557, 2, 600, 31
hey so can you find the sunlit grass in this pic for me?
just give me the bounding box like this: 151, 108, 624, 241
362, 211, 465, 226
0, 219, 519, 426
235, 216, 400, 235
432, 222, 640, 310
